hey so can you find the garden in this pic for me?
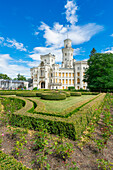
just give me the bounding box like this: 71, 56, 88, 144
0, 90, 113, 169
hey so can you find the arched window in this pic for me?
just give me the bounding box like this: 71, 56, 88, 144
77, 78, 80, 84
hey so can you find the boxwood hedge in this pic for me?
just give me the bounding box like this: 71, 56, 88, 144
41, 93, 66, 100
16, 92, 37, 97
70, 92, 82, 96
0, 151, 31, 170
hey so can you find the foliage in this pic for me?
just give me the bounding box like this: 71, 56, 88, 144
70, 92, 82, 96
16, 92, 37, 97
41, 92, 66, 100
68, 86, 75, 91
0, 151, 30, 169
0, 73, 11, 80
84, 53, 113, 92
14, 73, 26, 81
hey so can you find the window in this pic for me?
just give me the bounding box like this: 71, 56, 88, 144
83, 86, 85, 89
48, 73, 49, 77
71, 53, 73, 56
56, 79, 57, 83
56, 72, 57, 76
83, 67, 85, 70
65, 53, 67, 56
44, 59, 46, 63
77, 78, 80, 84
62, 79, 64, 84
41, 70, 43, 76
63, 86, 64, 89
77, 72, 80, 76
77, 86, 80, 89
69, 79, 71, 84
83, 72, 85, 76
73, 79, 74, 84
51, 73, 53, 77
66, 73, 68, 77
66, 79, 68, 84
62, 73, 64, 77
83, 81, 85, 84
66, 86, 68, 89
59, 73, 61, 77
77, 67, 80, 70
69, 73, 71, 77
59, 79, 61, 83
73, 73, 74, 77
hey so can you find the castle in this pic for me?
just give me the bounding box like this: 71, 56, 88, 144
30, 39, 88, 90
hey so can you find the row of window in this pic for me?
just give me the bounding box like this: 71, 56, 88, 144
54, 78, 85, 85
62, 86, 86, 90
51, 72, 85, 77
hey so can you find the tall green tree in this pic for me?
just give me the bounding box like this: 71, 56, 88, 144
0, 73, 11, 80
84, 53, 113, 92
89, 48, 96, 57
14, 74, 26, 81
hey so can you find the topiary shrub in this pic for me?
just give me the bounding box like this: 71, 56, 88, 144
81, 92, 99, 95
41, 93, 66, 100
68, 86, 75, 91
36, 92, 42, 97
70, 92, 82, 96
16, 92, 36, 97
0, 91, 17, 95
61, 91, 70, 97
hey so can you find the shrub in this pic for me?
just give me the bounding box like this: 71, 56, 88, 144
41, 93, 66, 100
36, 92, 42, 97
0, 151, 30, 169
33, 87, 38, 90
16, 92, 36, 97
61, 91, 70, 97
68, 86, 75, 91
81, 92, 99, 95
0, 91, 17, 95
70, 92, 82, 96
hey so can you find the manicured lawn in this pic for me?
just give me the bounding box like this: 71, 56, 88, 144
34, 95, 97, 114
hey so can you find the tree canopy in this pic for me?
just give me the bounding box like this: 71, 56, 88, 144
13, 74, 26, 81
84, 53, 113, 92
0, 73, 11, 80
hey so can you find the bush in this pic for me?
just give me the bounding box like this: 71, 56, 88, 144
41, 93, 66, 100
68, 86, 75, 91
0, 91, 17, 95
61, 91, 70, 97
0, 151, 30, 170
33, 87, 38, 90
16, 92, 36, 97
70, 92, 82, 96
36, 92, 42, 97
81, 92, 99, 95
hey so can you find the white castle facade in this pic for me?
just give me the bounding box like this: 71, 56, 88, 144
30, 39, 88, 90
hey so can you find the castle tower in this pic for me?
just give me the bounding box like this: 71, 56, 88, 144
62, 39, 74, 68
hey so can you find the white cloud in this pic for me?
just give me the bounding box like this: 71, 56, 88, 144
34, 32, 39, 36
30, 0, 103, 67
65, 0, 78, 25
0, 37, 4, 44
102, 47, 113, 54
0, 54, 30, 78
4, 38, 27, 51
110, 34, 113, 37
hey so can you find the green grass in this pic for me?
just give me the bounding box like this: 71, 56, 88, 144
34, 95, 97, 114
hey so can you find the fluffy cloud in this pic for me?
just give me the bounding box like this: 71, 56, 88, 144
0, 37, 4, 44
102, 47, 113, 54
110, 34, 113, 37
65, 0, 78, 25
0, 54, 30, 78
4, 38, 27, 51
31, 0, 103, 66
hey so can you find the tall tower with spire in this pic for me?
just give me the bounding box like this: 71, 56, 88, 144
62, 39, 74, 68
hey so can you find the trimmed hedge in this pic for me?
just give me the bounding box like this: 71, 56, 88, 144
0, 91, 17, 95
0, 151, 31, 170
36, 92, 42, 97
70, 92, 82, 96
41, 93, 66, 100
61, 91, 70, 97
81, 92, 99, 95
16, 92, 36, 97
7, 93, 106, 140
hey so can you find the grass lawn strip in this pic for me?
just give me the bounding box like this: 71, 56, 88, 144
34, 95, 97, 114
29, 94, 101, 118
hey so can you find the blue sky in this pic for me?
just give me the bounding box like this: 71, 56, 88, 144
0, 0, 113, 78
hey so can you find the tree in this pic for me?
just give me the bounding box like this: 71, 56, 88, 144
0, 73, 11, 80
89, 48, 96, 57
14, 74, 26, 81
84, 53, 113, 92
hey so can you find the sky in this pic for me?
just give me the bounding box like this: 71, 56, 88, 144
0, 0, 113, 78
